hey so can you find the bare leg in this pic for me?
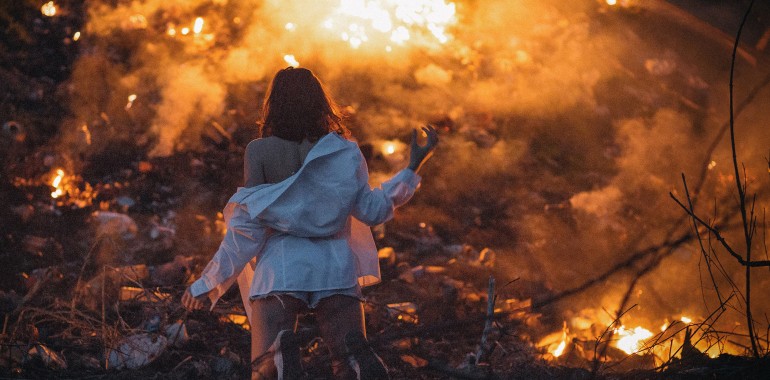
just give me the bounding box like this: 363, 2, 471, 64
250, 295, 306, 379
314, 295, 365, 378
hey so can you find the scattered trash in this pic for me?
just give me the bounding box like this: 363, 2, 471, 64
387, 302, 419, 324
211, 347, 241, 377
165, 321, 190, 347
91, 211, 138, 240
119, 286, 171, 303
378, 247, 397, 267
107, 333, 168, 370
221, 314, 249, 330
26, 344, 68, 369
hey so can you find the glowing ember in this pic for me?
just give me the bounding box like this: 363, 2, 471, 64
125, 94, 137, 110
707, 161, 717, 170
285, 22, 296, 31
73, 31, 81, 41
384, 141, 397, 155
606, 0, 618, 5
81, 124, 91, 145
283, 54, 300, 67
193, 17, 204, 34
680, 316, 692, 324
615, 326, 653, 354
552, 339, 567, 357
51, 169, 65, 199
552, 324, 568, 357
41, 1, 57, 17
324, 0, 457, 50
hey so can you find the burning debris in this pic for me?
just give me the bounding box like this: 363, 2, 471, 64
2, 0, 770, 378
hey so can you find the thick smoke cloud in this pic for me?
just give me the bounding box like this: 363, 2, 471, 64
62, 0, 769, 354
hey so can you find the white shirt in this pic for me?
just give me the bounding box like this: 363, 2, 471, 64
190, 133, 420, 316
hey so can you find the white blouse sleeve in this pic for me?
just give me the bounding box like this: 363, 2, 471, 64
351, 154, 422, 226
189, 206, 269, 298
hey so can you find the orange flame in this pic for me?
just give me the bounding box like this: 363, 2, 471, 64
51, 169, 65, 199
614, 325, 653, 354
322, 0, 457, 51
41, 1, 57, 17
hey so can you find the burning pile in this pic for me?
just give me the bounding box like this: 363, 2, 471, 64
2, 0, 770, 378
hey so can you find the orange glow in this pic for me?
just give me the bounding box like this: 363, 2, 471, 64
323, 0, 457, 51
193, 17, 204, 34
283, 54, 300, 67
51, 169, 65, 199
615, 326, 653, 354
384, 141, 397, 155
41, 1, 57, 17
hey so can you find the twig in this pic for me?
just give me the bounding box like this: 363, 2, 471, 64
171, 355, 193, 372
533, 233, 693, 308
475, 276, 495, 366
727, 0, 760, 356
102, 264, 107, 370
670, 195, 770, 267
681, 174, 726, 307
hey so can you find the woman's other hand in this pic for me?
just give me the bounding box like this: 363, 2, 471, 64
181, 287, 207, 310
408, 125, 439, 173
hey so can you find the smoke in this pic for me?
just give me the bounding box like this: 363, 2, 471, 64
59, 0, 770, 350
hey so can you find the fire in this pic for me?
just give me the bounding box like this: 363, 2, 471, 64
284, 54, 300, 67
80, 124, 91, 145
193, 17, 205, 34
614, 325, 653, 354
51, 169, 65, 199
552, 323, 568, 357
41, 1, 57, 17
383, 141, 397, 155
322, 0, 457, 51
125, 94, 137, 110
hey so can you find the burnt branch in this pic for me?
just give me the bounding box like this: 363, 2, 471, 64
670, 192, 770, 268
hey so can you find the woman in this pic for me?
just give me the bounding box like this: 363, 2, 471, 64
182, 67, 438, 379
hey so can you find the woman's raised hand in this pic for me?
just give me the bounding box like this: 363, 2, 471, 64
181, 287, 207, 310
408, 125, 439, 173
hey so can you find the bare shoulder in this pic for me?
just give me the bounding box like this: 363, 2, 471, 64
245, 137, 280, 159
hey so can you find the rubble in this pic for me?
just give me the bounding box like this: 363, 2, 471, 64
2, 0, 770, 378
107, 333, 168, 370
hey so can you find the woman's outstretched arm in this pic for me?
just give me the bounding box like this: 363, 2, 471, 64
352, 125, 438, 226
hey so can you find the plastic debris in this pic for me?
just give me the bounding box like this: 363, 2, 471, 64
387, 302, 418, 323
91, 211, 138, 240
107, 333, 168, 370
119, 286, 171, 303
378, 247, 397, 267
27, 344, 67, 369
165, 321, 190, 347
